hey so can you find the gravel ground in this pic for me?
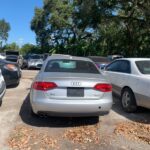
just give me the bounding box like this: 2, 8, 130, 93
0, 70, 149, 150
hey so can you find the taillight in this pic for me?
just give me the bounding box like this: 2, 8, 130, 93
32, 82, 57, 91
94, 83, 112, 92
4, 64, 18, 71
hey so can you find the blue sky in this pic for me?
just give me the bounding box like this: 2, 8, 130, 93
0, 0, 43, 46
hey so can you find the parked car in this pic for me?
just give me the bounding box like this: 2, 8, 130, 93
107, 55, 124, 61
88, 56, 110, 70
102, 58, 150, 112
0, 59, 21, 87
0, 69, 6, 106
5, 51, 24, 68
96, 63, 108, 70
27, 54, 44, 69
21, 55, 29, 69
30, 55, 112, 117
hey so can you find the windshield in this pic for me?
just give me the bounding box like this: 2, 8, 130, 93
29, 55, 42, 59
45, 59, 99, 74
136, 61, 150, 74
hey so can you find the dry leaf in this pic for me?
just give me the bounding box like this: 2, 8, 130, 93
115, 121, 150, 145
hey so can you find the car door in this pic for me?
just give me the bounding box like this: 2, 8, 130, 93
103, 60, 131, 95
0, 69, 6, 96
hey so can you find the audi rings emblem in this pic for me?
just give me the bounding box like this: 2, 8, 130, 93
71, 81, 81, 86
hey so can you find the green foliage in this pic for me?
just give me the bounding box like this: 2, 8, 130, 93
20, 44, 40, 55
31, 8, 49, 50
31, 0, 150, 57
0, 19, 10, 50
3, 42, 19, 51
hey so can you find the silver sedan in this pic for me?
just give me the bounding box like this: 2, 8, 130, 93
30, 55, 112, 117
27, 54, 44, 69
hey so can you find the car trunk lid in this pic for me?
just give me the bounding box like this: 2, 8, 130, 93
37, 72, 107, 100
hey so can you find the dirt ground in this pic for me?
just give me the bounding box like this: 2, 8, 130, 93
0, 70, 150, 150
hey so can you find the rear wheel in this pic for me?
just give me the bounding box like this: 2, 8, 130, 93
121, 88, 137, 113
13, 81, 20, 87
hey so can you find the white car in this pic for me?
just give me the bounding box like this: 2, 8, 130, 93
102, 58, 150, 112
27, 54, 44, 69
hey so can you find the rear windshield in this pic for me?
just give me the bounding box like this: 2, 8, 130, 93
136, 61, 150, 74
6, 55, 17, 59
6, 56, 18, 62
45, 59, 99, 74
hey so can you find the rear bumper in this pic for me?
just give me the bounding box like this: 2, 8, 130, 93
37, 111, 110, 117
30, 93, 113, 117
6, 79, 20, 86
4, 73, 21, 86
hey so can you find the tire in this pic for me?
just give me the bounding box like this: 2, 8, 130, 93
0, 100, 2, 107
121, 88, 137, 113
27, 63, 30, 70
14, 81, 20, 87
27, 66, 30, 70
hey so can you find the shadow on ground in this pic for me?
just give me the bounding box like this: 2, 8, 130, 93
112, 94, 150, 124
19, 94, 99, 128
7, 84, 19, 89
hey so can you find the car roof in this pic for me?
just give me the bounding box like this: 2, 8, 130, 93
47, 54, 93, 62
88, 56, 110, 63
116, 58, 150, 62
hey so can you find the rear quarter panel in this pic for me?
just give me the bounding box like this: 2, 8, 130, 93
133, 76, 150, 108
114, 73, 150, 108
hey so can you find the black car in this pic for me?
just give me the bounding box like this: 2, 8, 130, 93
0, 59, 21, 87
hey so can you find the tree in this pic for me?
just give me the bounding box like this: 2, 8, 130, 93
20, 44, 38, 55
31, 0, 150, 57
0, 19, 10, 50
31, 8, 48, 50
31, 0, 74, 53
4, 42, 19, 51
